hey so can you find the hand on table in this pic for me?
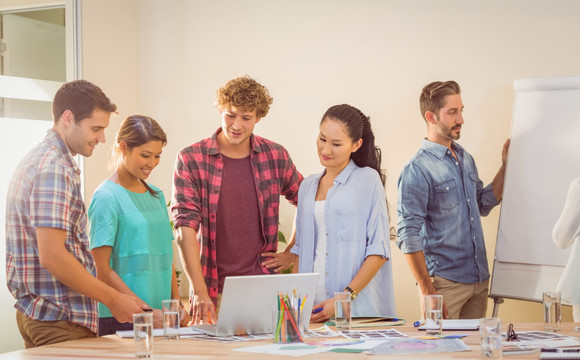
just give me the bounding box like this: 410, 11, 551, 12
189, 292, 216, 325
310, 298, 335, 323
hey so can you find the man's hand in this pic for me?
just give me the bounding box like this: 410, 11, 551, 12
107, 292, 150, 324
501, 138, 510, 166
261, 251, 296, 273
189, 292, 216, 325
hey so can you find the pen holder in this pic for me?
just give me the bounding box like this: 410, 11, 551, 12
273, 309, 305, 343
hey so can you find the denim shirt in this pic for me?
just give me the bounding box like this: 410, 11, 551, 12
396, 139, 499, 284
292, 161, 396, 317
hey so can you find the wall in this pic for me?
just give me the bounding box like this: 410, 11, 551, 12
2, 0, 579, 353
83, 0, 580, 324
124, 0, 579, 323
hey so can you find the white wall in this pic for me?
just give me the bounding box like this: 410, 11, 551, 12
83, 0, 580, 324
3, 1, 579, 353
122, 0, 578, 323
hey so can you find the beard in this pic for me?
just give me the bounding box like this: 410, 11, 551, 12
436, 121, 461, 141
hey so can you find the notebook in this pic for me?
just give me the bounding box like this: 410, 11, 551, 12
191, 273, 319, 336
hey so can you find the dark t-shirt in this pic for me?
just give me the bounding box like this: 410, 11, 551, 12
215, 154, 265, 291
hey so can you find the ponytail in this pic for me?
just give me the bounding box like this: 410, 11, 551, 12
322, 104, 385, 185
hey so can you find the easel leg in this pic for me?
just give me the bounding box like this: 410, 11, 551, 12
492, 297, 503, 317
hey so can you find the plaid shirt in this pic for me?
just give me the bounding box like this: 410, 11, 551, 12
5, 130, 98, 333
171, 128, 303, 303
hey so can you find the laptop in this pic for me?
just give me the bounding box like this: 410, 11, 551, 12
191, 273, 319, 336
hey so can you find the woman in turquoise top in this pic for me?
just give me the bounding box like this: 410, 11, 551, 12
291, 104, 396, 322
88, 115, 189, 335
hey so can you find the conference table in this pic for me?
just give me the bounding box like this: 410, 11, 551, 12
0, 322, 576, 359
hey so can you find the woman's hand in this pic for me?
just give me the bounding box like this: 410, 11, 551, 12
309, 298, 335, 323
261, 251, 296, 273
179, 306, 190, 327
152, 309, 164, 329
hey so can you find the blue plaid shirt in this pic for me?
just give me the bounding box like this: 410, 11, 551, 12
6, 129, 98, 333
396, 139, 499, 284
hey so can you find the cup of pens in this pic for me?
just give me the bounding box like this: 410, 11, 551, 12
273, 292, 306, 343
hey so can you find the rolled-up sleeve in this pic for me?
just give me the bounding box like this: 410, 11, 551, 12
396, 162, 428, 254
364, 175, 390, 258
171, 149, 202, 231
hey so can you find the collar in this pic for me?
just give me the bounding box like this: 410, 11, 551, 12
207, 127, 260, 156
421, 138, 464, 160
46, 129, 81, 175
315, 160, 358, 184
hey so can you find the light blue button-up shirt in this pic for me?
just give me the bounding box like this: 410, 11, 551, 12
292, 161, 396, 317
397, 139, 499, 284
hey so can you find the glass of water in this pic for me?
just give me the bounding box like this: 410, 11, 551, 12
162, 299, 181, 339
543, 291, 561, 332
334, 292, 351, 331
479, 317, 502, 360
133, 312, 153, 358
424, 294, 443, 335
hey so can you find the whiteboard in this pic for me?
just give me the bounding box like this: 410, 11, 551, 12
490, 75, 580, 303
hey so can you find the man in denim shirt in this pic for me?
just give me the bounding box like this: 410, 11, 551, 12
397, 81, 509, 319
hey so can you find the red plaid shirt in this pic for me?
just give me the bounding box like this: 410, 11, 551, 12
171, 128, 303, 303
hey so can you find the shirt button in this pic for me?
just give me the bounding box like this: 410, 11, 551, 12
446, 187, 449, 191
455, 161, 459, 165
471, 217, 474, 221
467, 199, 470, 202
473, 236, 476, 240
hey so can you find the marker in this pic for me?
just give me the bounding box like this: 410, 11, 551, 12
413, 320, 424, 327
312, 307, 324, 314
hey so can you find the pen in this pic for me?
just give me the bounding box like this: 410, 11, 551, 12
312, 307, 323, 314
414, 320, 424, 327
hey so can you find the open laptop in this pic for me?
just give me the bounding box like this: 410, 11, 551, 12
191, 273, 319, 336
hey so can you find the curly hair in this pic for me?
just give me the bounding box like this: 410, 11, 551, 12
214, 75, 273, 118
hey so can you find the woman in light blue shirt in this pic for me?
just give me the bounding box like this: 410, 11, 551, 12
291, 104, 396, 322
89, 115, 189, 335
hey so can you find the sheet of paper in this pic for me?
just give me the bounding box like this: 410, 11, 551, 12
368, 338, 471, 355
418, 319, 479, 331
234, 339, 390, 357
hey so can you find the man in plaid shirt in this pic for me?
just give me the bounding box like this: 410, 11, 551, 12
6, 80, 147, 347
171, 76, 303, 324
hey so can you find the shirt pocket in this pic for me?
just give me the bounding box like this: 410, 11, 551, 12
434, 178, 460, 210
335, 209, 364, 242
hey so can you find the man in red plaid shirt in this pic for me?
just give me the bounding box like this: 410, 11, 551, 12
171, 76, 303, 324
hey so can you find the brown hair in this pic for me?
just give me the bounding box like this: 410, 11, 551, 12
419, 81, 461, 122
52, 80, 117, 123
112, 115, 167, 196
214, 75, 273, 118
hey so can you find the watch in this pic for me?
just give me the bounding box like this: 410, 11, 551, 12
344, 286, 358, 300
